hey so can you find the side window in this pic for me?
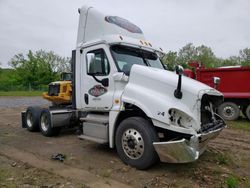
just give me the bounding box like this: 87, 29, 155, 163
87, 49, 110, 76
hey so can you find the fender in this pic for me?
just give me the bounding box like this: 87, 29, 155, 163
121, 66, 202, 131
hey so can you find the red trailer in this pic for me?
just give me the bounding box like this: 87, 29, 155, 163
184, 62, 250, 121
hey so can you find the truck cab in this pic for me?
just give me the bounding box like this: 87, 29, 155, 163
23, 5, 226, 170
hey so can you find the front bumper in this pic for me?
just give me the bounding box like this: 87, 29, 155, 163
153, 127, 223, 163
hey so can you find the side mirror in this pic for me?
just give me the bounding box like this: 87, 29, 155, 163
86, 53, 95, 74
174, 65, 184, 99
175, 65, 184, 75
213, 77, 220, 89
101, 78, 109, 87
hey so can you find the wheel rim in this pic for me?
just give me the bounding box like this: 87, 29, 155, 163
26, 111, 33, 128
41, 113, 49, 131
223, 106, 235, 118
122, 128, 144, 159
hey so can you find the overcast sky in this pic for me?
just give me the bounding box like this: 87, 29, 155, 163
0, 0, 249, 67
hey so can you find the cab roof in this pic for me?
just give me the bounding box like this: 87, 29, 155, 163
76, 6, 164, 54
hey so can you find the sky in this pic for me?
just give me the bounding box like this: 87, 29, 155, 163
0, 0, 249, 68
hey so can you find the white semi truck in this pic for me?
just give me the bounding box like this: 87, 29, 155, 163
22, 5, 226, 169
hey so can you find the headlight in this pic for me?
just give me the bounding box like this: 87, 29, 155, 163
168, 108, 196, 129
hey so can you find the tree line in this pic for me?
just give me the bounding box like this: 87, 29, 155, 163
0, 50, 70, 91
161, 43, 250, 70
0, 44, 249, 91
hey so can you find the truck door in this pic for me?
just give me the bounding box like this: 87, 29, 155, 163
80, 44, 115, 111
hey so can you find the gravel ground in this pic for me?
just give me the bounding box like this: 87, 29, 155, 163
0, 96, 49, 108
0, 97, 249, 187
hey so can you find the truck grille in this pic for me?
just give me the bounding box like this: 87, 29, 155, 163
48, 84, 60, 96
200, 94, 225, 133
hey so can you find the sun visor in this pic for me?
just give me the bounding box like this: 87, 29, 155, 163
77, 6, 145, 45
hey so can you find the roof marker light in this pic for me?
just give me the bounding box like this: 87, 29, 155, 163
119, 36, 123, 40
140, 40, 144, 45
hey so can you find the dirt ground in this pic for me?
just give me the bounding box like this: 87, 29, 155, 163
0, 97, 250, 188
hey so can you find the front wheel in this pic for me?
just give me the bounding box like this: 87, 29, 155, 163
39, 109, 61, 137
218, 102, 240, 121
115, 117, 159, 170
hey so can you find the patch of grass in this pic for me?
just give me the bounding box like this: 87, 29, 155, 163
216, 153, 230, 165
227, 120, 250, 132
0, 169, 9, 181
225, 176, 238, 188
0, 91, 43, 96
101, 169, 112, 178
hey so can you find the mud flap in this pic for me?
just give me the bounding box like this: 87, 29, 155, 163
21, 111, 27, 128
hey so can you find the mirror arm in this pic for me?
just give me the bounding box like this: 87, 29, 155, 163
174, 65, 183, 99
89, 74, 109, 87
174, 74, 183, 99
90, 74, 102, 83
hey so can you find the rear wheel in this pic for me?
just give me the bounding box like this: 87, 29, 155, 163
218, 102, 240, 121
246, 105, 250, 120
115, 117, 159, 170
39, 109, 61, 137
25, 106, 42, 132
242, 106, 248, 118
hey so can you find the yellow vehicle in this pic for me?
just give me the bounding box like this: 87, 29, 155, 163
42, 72, 72, 105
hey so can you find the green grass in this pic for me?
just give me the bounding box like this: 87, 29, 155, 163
225, 176, 238, 188
101, 169, 112, 178
216, 152, 230, 165
0, 91, 43, 96
227, 119, 250, 131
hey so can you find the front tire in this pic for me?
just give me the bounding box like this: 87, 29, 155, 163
25, 106, 42, 132
39, 109, 61, 137
218, 102, 240, 121
115, 117, 159, 170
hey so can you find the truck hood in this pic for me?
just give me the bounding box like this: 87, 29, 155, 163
121, 65, 223, 133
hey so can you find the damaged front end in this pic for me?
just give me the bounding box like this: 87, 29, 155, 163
153, 93, 226, 163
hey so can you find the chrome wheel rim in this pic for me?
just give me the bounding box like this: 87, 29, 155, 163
122, 128, 144, 159
26, 111, 33, 128
223, 106, 234, 118
41, 113, 49, 131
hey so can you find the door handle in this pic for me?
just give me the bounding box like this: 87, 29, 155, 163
84, 93, 89, 104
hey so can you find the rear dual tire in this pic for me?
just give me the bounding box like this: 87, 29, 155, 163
243, 105, 250, 120
25, 107, 60, 136
25, 106, 42, 132
39, 109, 61, 137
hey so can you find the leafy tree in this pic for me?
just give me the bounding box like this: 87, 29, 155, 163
0, 69, 18, 91
239, 48, 250, 66
177, 43, 198, 66
219, 56, 239, 67
195, 45, 218, 68
35, 50, 71, 73
177, 43, 221, 68
162, 43, 250, 69
161, 51, 178, 70
9, 50, 70, 89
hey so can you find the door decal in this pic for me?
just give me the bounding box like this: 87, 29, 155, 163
88, 85, 107, 97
